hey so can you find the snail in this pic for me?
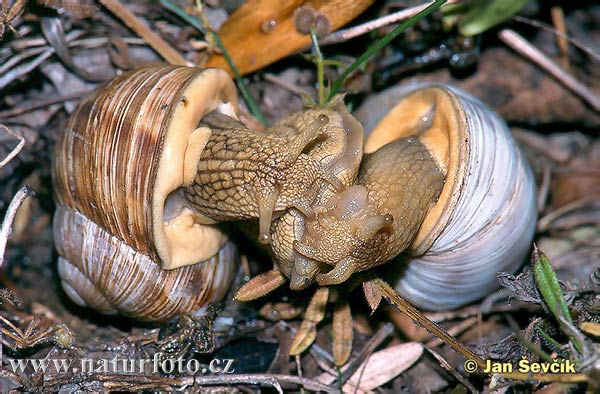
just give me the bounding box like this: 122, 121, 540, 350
239, 83, 537, 313
232, 82, 537, 366
354, 83, 538, 310
52, 65, 361, 321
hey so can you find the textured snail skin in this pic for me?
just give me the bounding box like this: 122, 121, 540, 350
292, 137, 446, 287
267, 103, 366, 286
184, 109, 350, 244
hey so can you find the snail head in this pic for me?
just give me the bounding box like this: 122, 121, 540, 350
290, 185, 394, 289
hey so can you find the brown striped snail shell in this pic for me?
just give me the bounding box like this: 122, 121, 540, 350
52, 66, 241, 322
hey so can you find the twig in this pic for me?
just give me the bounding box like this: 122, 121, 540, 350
425, 317, 478, 348
0, 49, 54, 91
550, 7, 569, 67
425, 347, 477, 393
537, 196, 600, 231
499, 29, 600, 111
374, 279, 487, 369
514, 16, 600, 62
263, 73, 311, 98
0, 92, 87, 119
41, 372, 337, 393
0, 186, 34, 270
98, 0, 189, 66
0, 31, 84, 90
0, 125, 25, 168
537, 161, 551, 213
41, 17, 108, 81
320, 2, 430, 45
505, 314, 554, 363
333, 323, 394, 387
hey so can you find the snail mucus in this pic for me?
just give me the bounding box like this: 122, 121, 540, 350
52, 66, 536, 364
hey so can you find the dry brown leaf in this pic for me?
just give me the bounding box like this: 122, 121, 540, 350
235, 269, 286, 301
332, 298, 353, 366
317, 342, 424, 392
205, 0, 375, 75
289, 286, 328, 355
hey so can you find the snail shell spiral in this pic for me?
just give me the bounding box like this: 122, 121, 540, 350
52, 66, 241, 321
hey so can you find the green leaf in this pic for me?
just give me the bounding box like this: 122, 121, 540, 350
532, 244, 583, 353
458, 0, 529, 37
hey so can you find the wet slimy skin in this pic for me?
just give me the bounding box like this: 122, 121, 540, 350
292, 137, 445, 288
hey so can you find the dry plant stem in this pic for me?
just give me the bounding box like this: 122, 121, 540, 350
499, 29, 600, 111
514, 16, 600, 62
320, 2, 429, 45
278, 321, 336, 364
263, 73, 311, 97
11, 35, 145, 51
41, 17, 106, 81
332, 323, 394, 387
0, 49, 53, 90
0, 125, 24, 168
0, 92, 87, 118
537, 162, 551, 213
41, 373, 337, 393
98, 0, 189, 66
504, 314, 554, 363
0, 186, 34, 270
425, 317, 477, 348
512, 129, 571, 164
0, 31, 84, 90
537, 196, 600, 231
373, 279, 487, 369
378, 279, 590, 383
550, 6, 569, 65
425, 347, 477, 393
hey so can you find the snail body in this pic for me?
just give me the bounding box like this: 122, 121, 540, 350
184, 107, 354, 244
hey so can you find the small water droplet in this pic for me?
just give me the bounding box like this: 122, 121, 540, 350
261, 18, 277, 33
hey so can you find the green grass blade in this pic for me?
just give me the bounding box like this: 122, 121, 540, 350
458, 0, 529, 37
532, 245, 583, 353
327, 0, 447, 102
